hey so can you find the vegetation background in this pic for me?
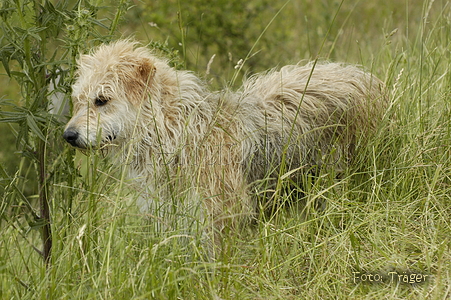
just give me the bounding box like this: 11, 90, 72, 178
1, 0, 451, 299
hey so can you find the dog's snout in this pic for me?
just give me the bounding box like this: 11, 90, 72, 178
63, 129, 79, 147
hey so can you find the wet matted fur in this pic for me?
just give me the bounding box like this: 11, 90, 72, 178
63, 40, 386, 238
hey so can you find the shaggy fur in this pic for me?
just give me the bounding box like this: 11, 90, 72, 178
63, 40, 386, 237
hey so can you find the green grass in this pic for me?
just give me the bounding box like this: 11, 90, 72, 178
2, 0, 451, 299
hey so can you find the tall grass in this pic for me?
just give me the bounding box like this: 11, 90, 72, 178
1, 0, 451, 299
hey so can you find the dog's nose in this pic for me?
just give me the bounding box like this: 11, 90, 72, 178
63, 129, 79, 147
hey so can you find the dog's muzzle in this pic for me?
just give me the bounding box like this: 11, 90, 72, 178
63, 128, 117, 149
63, 129, 82, 148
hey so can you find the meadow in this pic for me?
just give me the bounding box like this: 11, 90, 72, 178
1, 0, 451, 299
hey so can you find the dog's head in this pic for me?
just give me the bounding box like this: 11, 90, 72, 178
63, 40, 157, 150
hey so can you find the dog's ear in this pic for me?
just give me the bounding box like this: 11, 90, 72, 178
138, 58, 156, 85
125, 58, 157, 105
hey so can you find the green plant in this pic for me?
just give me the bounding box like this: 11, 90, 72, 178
0, 0, 129, 266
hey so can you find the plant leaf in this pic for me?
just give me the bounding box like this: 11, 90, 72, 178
26, 114, 46, 141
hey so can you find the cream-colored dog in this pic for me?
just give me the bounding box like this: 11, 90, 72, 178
63, 40, 386, 239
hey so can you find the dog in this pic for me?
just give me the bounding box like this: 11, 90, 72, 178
63, 40, 386, 240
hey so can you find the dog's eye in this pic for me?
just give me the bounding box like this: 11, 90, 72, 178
94, 95, 109, 107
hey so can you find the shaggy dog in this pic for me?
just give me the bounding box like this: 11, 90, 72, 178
63, 40, 386, 238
